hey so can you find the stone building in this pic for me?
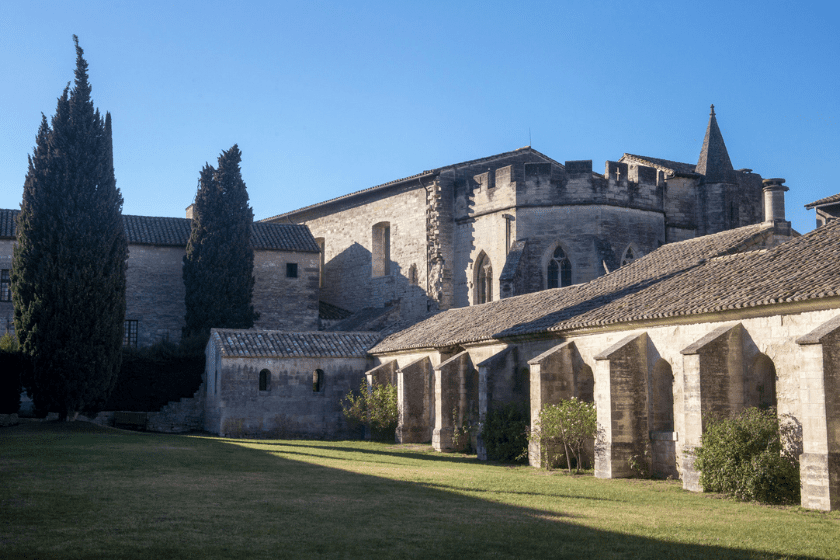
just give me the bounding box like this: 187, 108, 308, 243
203, 329, 380, 438
264, 107, 771, 322
0, 209, 321, 344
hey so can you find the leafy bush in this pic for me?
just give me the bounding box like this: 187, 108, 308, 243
529, 398, 597, 473
104, 340, 205, 412
0, 349, 29, 414
0, 332, 19, 352
342, 380, 398, 441
695, 407, 800, 505
481, 403, 529, 463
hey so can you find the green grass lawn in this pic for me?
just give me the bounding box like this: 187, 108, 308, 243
1, 422, 838, 559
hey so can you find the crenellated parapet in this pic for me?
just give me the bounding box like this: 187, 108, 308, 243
459, 159, 665, 220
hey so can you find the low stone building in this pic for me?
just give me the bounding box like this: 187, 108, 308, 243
365, 191, 840, 511
203, 329, 380, 438
0, 210, 321, 344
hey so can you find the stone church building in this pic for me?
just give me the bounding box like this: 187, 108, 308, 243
4, 107, 840, 511
264, 106, 771, 321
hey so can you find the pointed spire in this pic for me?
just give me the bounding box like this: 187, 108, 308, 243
696, 104, 735, 183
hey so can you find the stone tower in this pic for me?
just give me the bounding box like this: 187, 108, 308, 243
696, 105, 739, 235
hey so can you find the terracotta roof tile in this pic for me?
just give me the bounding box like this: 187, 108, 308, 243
211, 329, 381, 358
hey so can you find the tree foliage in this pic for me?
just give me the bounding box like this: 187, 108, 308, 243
182, 145, 257, 338
695, 407, 801, 505
342, 380, 398, 441
11, 36, 127, 419
480, 403, 529, 463
530, 398, 597, 473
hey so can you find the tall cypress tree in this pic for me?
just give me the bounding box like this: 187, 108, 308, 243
11, 36, 128, 419
183, 145, 257, 338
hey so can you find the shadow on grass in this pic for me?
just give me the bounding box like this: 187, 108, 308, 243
0, 423, 827, 560
243, 440, 481, 465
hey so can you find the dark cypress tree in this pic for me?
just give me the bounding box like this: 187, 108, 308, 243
182, 145, 257, 338
11, 36, 128, 420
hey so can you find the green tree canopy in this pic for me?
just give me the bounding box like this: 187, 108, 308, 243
12, 36, 128, 419
182, 145, 257, 338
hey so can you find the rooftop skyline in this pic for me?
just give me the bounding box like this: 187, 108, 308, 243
2, 1, 838, 235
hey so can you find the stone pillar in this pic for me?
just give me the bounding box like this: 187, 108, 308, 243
679, 324, 746, 491
593, 334, 653, 479
475, 347, 518, 460
796, 315, 840, 511
432, 351, 473, 452
527, 341, 589, 468
396, 356, 433, 444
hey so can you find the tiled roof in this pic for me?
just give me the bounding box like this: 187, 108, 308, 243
1, 209, 319, 252
371, 222, 827, 353
211, 329, 381, 358
122, 215, 191, 246
261, 147, 563, 222
0, 209, 18, 239
319, 300, 353, 321
805, 193, 840, 209
620, 154, 698, 176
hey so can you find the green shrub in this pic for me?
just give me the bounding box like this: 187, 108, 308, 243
481, 403, 529, 463
342, 380, 398, 441
104, 339, 205, 412
529, 398, 597, 473
0, 332, 19, 352
695, 407, 800, 505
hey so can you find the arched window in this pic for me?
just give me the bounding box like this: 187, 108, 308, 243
621, 246, 639, 267
372, 222, 391, 277
547, 246, 572, 288
475, 252, 492, 304
259, 369, 270, 392
313, 369, 324, 392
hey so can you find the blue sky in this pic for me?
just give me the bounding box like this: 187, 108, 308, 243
2, 0, 838, 234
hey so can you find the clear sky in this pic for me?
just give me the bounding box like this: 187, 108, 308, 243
2, 0, 838, 234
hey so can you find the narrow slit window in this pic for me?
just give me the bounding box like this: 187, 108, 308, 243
313, 369, 324, 392
259, 369, 270, 392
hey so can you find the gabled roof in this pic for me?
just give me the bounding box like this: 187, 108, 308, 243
211, 329, 381, 358
620, 154, 699, 177
0, 209, 319, 252
695, 105, 736, 183
371, 222, 827, 353
261, 147, 563, 222
805, 193, 840, 209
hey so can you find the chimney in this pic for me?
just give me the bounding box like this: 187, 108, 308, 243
762, 178, 788, 222
762, 178, 792, 237
186, 204, 194, 220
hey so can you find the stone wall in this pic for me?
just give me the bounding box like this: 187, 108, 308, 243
125, 244, 187, 346
252, 250, 319, 331
126, 244, 319, 346
289, 186, 431, 319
